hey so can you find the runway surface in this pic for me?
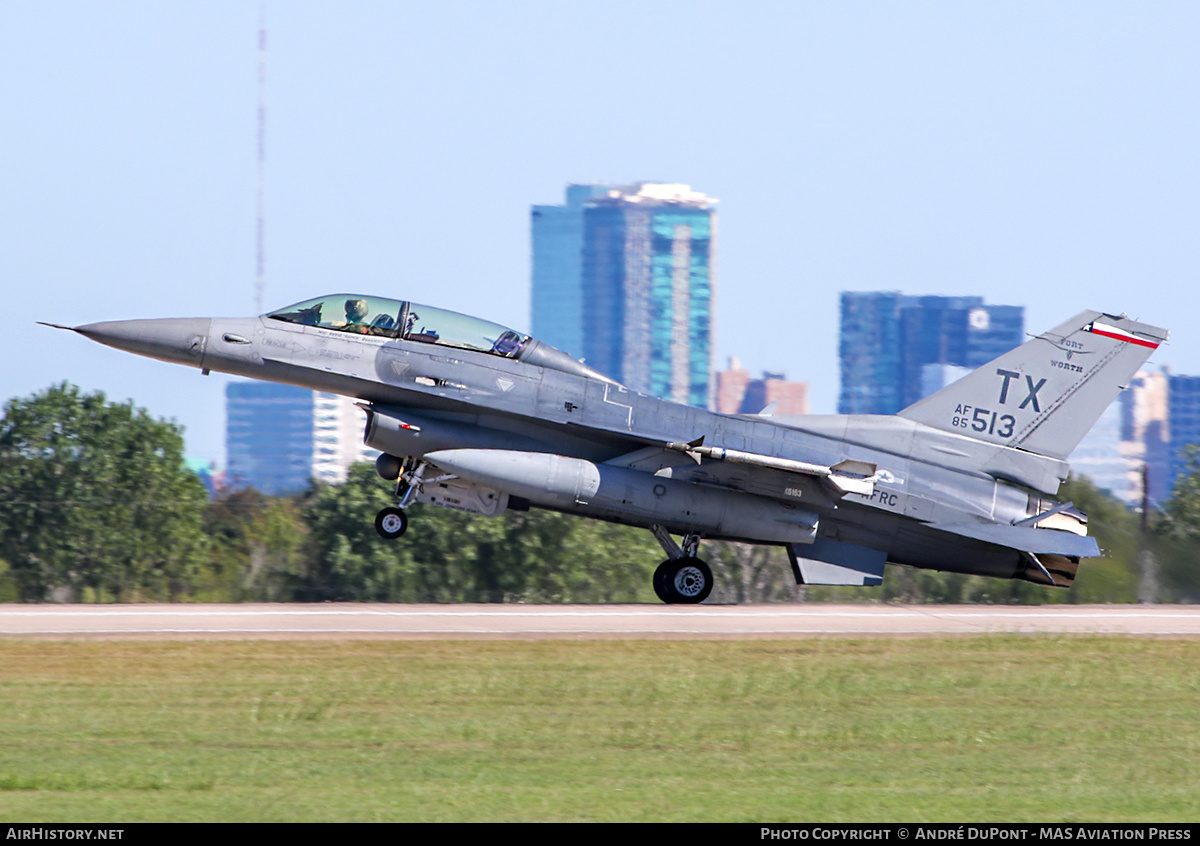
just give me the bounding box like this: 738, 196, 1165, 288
2, 603, 1199, 638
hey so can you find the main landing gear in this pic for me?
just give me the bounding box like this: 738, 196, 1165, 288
650, 525, 713, 605
374, 454, 426, 540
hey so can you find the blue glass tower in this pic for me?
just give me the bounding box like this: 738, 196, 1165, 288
838, 293, 1024, 414
530, 184, 611, 357
532, 183, 717, 408
1167, 374, 1200, 496
838, 292, 915, 415
225, 382, 375, 495
226, 382, 315, 495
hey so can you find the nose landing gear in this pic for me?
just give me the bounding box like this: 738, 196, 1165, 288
374, 455, 426, 540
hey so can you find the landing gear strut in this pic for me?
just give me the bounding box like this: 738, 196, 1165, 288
374, 456, 427, 540
649, 525, 713, 605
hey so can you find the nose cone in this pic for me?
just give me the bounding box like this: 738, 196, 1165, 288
74, 318, 213, 368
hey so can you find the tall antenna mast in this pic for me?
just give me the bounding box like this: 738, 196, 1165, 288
255, 3, 267, 313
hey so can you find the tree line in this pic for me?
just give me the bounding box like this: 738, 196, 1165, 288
1, 384, 1197, 604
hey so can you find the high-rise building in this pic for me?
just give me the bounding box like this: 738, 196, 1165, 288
715, 357, 808, 416
225, 382, 377, 495
530, 184, 612, 357
919, 362, 971, 400
898, 297, 1024, 408
742, 372, 809, 417
531, 182, 717, 407
714, 357, 753, 415
838, 291, 913, 415
1121, 370, 1170, 506
838, 292, 1024, 415
1167, 373, 1200, 499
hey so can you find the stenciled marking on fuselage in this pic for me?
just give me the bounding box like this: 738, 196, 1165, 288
1048, 339, 1091, 360
950, 403, 1017, 438
1050, 359, 1084, 373
315, 348, 360, 361
995, 369, 1045, 411
601, 383, 634, 428
862, 488, 899, 507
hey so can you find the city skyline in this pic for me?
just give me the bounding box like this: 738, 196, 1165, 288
715, 358, 809, 417
3, 3, 1197, 464
838, 293, 1025, 416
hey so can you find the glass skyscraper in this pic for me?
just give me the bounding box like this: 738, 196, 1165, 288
838, 292, 1024, 415
226, 382, 377, 495
531, 183, 717, 407
1167, 374, 1200, 497
530, 184, 611, 357
838, 292, 915, 415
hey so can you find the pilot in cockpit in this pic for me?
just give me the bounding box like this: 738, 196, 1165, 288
344, 298, 370, 332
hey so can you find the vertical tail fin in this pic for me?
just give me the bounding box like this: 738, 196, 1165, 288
898, 311, 1168, 460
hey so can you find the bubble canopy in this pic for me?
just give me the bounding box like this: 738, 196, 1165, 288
266, 294, 530, 358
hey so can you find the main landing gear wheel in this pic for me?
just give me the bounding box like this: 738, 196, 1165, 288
375, 507, 408, 540
654, 557, 713, 605
653, 560, 675, 603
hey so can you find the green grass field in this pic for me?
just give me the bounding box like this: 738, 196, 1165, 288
0, 636, 1197, 822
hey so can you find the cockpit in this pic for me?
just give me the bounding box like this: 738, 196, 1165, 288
266, 293, 620, 385
267, 294, 531, 359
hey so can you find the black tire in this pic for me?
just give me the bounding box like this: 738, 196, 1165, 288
653, 559, 676, 603
653, 557, 713, 604
667, 557, 713, 604
374, 507, 408, 540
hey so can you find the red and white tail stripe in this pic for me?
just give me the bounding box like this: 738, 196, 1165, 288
1087, 321, 1161, 349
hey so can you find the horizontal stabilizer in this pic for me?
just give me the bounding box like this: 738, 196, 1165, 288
787, 538, 887, 586
927, 522, 1100, 558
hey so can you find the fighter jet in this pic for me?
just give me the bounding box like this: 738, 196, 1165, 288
45, 294, 1168, 603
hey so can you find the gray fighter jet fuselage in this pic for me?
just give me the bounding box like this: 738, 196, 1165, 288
49, 293, 1168, 603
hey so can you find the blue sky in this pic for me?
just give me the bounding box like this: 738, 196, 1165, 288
3, 1, 1197, 463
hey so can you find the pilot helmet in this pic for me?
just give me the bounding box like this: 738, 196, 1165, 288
345, 298, 369, 321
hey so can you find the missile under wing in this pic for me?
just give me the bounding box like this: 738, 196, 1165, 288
47, 294, 1168, 603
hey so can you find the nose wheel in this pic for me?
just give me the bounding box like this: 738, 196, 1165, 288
375, 506, 408, 540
